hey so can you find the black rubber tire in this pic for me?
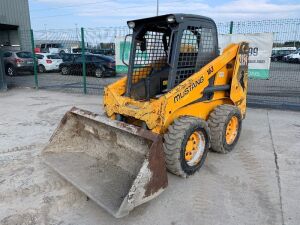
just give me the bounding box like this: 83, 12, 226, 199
61, 66, 69, 75
208, 104, 242, 154
6, 65, 16, 76
95, 67, 105, 78
163, 116, 210, 178
38, 64, 45, 73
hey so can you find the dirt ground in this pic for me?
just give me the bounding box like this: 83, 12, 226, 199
0, 89, 299, 225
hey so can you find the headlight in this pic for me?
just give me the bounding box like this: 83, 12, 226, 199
167, 15, 176, 23
128, 21, 135, 29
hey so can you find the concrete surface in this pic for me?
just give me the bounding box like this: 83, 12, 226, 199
0, 89, 299, 225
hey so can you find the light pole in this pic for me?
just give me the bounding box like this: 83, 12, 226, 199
156, 0, 159, 16
44, 24, 47, 41
75, 23, 79, 41
294, 23, 299, 48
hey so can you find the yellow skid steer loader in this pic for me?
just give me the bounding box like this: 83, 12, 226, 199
43, 14, 249, 218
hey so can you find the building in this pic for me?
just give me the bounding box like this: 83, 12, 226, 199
0, 0, 31, 51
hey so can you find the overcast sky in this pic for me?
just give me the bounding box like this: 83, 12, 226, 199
29, 0, 300, 30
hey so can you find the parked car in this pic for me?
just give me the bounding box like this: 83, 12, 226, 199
272, 47, 296, 60
287, 50, 300, 63
271, 50, 296, 61
59, 54, 116, 77
3, 51, 35, 76
40, 43, 70, 55
36, 53, 63, 73
272, 47, 296, 62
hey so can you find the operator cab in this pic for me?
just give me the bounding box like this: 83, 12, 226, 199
124, 14, 219, 100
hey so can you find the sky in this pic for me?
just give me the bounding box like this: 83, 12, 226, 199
29, 0, 300, 30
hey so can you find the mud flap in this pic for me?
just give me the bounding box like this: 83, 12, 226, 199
42, 107, 168, 218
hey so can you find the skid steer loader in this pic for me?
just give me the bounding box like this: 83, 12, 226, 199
43, 14, 249, 218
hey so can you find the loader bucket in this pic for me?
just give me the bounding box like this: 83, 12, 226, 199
42, 107, 168, 218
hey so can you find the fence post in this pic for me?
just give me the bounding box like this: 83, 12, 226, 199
0, 50, 7, 91
81, 27, 87, 94
30, 29, 38, 89
229, 21, 234, 34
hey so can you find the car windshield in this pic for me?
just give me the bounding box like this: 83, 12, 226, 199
96, 55, 115, 62
16, 52, 33, 58
47, 55, 61, 59
52, 43, 63, 48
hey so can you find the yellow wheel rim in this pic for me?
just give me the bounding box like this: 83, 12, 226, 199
185, 131, 205, 166
225, 116, 239, 145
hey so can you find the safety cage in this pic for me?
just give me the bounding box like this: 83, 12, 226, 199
125, 14, 219, 100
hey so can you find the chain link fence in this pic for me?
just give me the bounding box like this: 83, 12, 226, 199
3, 18, 300, 110
229, 19, 300, 109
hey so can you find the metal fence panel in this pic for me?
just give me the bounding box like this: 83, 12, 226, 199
0, 50, 7, 91
3, 18, 300, 110
228, 19, 300, 110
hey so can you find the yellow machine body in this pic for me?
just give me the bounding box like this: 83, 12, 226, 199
43, 13, 249, 218
104, 43, 248, 134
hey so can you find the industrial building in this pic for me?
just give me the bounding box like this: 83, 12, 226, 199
0, 0, 31, 51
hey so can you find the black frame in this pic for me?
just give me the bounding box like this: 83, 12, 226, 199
125, 14, 218, 98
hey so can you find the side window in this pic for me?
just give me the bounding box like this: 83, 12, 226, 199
47, 55, 61, 59
175, 26, 202, 85
46, 44, 51, 48
41, 44, 45, 48
175, 26, 216, 86
3, 52, 12, 57
36, 54, 44, 59
200, 28, 214, 53
180, 29, 200, 53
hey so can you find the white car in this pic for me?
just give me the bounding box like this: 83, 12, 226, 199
36, 53, 63, 73
288, 50, 300, 63
40, 43, 70, 54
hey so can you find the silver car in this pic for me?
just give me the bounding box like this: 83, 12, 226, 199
3, 51, 35, 76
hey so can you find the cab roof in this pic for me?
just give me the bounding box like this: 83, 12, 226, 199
127, 13, 215, 27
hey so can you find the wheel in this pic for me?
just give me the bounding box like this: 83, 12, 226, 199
163, 116, 210, 177
38, 64, 46, 73
6, 65, 16, 76
274, 57, 278, 62
208, 104, 242, 154
61, 66, 69, 75
95, 67, 105, 78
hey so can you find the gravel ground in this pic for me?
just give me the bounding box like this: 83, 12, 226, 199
0, 89, 299, 225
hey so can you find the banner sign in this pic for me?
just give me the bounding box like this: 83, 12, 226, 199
219, 33, 274, 79
115, 36, 131, 74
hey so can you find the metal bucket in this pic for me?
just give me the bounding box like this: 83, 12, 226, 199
42, 107, 168, 218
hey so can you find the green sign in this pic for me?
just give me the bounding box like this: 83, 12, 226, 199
248, 69, 269, 79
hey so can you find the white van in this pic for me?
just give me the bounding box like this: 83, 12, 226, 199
40, 43, 70, 55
